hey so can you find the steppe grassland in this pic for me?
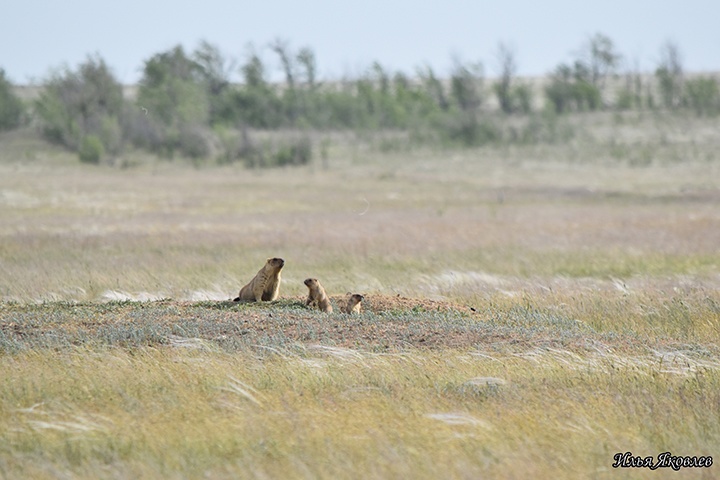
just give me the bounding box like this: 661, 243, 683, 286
2, 112, 719, 304
1, 111, 720, 478
2, 346, 718, 479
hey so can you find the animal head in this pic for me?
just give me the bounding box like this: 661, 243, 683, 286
267, 257, 285, 269
304, 278, 318, 287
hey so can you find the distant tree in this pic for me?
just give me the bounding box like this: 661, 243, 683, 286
391, 71, 412, 126
545, 33, 620, 112
580, 33, 622, 94
314, 79, 361, 129
296, 47, 317, 89
393, 71, 429, 126
193, 40, 233, 95
367, 62, 400, 126
136, 45, 211, 157
544, 34, 620, 113
35, 54, 124, 159
271, 43, 323, 125
417, 65, 449, 111
492, 43, 532, 114
270, 38, 300, 122
545, 65, 573, 113
137, 45, 208, 126
354, 74, 377, 127
449, 58, 483, 112
193, 40, 235, 125
615, 57, 645, 110
270, 38, 296, 89
229, 48, 282, 128
439, 58, 498, 146
655, 40, 684, 109
342, 61, 411, 129
241, 49, 266, 89
493, 43, 517, 114
371, 62, 390, 96
294, 46, 320, 125
0, 69, 24, 131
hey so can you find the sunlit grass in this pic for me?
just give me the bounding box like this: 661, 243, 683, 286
1, 344, 718, 479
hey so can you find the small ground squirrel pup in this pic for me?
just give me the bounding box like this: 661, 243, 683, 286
304, 278, 333, 313
343, 293, 364, 314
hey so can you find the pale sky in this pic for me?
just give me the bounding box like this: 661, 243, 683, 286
1, 0, 718, 84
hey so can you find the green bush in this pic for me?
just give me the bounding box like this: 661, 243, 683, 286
99, 115, 123, 155
439, 113, 500, 147
684, 76, 719, 116
545, 64, 602, 113
518, 110, 574, 144
78, 135, 104, 164
543, 33, 619, 113
277, 137, 312, 166
177, 124, 210, 159
35, 92, 77, 145
614, 88, 635, 110
241, 136, 312, 168
35, 55, 124, 151
494, 82, 533, 114
0, 69, 24, 131
213, 125, 241, 165
511, 84, 533, 114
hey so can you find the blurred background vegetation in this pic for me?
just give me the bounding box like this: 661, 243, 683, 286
1, 33, 718, 166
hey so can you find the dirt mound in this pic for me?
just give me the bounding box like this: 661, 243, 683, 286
1, 294, 487, 352
330, 293, 473, 315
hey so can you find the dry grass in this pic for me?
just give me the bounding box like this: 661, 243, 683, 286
1, 140, 719, 303
1, 112, 720, 478
1, 344, 719, 479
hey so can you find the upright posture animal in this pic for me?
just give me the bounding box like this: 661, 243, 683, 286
304, 278, 333, 313
233, 257, 285, 302
343, 293, 364, 314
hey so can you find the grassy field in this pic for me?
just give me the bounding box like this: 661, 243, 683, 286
1, 111, 719, 478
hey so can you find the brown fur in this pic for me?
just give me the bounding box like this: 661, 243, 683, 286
343, 293, 364, 314
304, 278, 333, 313
233, 258, 284, 302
